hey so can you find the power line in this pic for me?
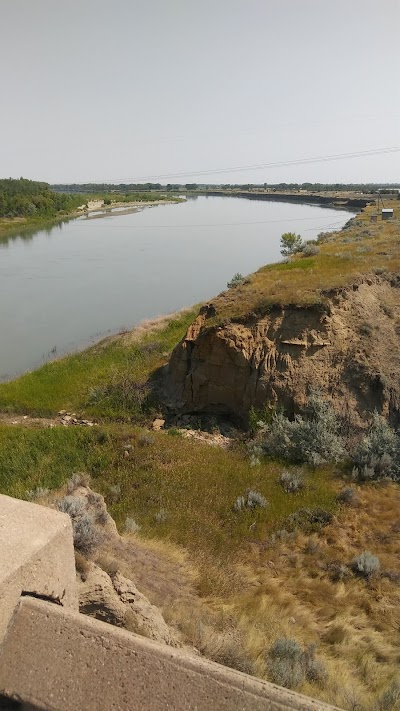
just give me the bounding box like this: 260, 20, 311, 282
85, 145, 400, 183
84, 213, 352, 229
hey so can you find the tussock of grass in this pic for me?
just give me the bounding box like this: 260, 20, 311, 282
0, 308, 198, 418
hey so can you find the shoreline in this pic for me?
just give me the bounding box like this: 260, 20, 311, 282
193, 189, 374, 210
0, 197, 184, 241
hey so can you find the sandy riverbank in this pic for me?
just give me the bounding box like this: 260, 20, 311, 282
78, 197, 185, 220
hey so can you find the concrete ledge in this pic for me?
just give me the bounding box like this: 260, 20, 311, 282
0, 494, 77, 643
0, 597, 339, 711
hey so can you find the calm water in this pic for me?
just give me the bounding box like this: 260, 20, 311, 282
0, 196, 354, 380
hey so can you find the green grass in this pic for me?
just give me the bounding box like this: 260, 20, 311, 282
0, 308, 198, 419
0, 422, 337, 560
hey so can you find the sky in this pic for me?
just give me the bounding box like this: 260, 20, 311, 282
1, 0, 400, 185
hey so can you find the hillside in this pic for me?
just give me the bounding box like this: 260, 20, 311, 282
1, 200, 400, 710
165, 201, 400, 427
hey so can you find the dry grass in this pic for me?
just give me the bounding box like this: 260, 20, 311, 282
175, 482, 400, 709
111, 479, 400, 709
207, 201, 400, 323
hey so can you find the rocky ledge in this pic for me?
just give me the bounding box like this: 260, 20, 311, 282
164, 274, 400, 428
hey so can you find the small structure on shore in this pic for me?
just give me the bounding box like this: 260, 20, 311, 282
382, 208, 394, 220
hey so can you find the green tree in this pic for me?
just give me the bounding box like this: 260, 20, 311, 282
280, 232, 303, 257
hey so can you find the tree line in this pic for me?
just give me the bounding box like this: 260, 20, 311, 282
0, 178, 85, 218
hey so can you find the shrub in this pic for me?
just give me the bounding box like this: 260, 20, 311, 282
87, 374, 150, 414
304, 538, 320, 555
262, 391, 344, 466
279, 471, 304, 493
268, 638, 326, 690
326, 562, 351, 583
25, 486, 50, 501
280, 232, 303, 257
301, 242, 320, 257
268, 637, 305, 688
57, 495, 86, 518
125, 516, 140, 534
154, 509, 168, 523
108, 483, 121, 502
66, 472, 91, 494
352, 413, 400, 481
57, 494, 101, 556
73, 514, 101, 555
336, 487, 360, 506
227, 273, 244, 288
285, 507, 332, 534
138, 432, 155, 446
234, 489, 267, 511
352, 551, 380, 578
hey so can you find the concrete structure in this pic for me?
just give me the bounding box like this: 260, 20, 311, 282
0, 494, 341, 711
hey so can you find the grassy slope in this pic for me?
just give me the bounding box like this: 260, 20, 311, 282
1, 202, 400, 708
0, 309, 198, 417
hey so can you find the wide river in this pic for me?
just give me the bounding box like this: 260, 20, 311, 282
0, 196, 355, 380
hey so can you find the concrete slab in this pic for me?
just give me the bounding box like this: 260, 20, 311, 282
0, 597, 340, 711
0, 495, 77, 643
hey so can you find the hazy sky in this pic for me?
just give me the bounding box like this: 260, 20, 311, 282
1, 0, 400, 184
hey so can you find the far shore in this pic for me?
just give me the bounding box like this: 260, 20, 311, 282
0, 195, 185, 240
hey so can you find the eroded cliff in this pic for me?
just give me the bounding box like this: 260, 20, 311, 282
165, 273, 400, 427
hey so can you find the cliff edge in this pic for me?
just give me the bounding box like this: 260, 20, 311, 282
164, 204, 400, 427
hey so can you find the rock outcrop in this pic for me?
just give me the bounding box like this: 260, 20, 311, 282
79, 565, 178, 646
62, 480, 179, 647
165, 274, 400, 427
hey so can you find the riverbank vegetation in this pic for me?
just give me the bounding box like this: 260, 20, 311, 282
0, 308, 198, 418
0, 178, 88, 239
0, 177, 182, 239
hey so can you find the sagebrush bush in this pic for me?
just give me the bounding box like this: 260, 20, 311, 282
72, 514, 101, 555
138, 432, 155, 446
57, 495, 86, 518
268, 638, 326, 690
154, 509, 168, 523
352, 550, 380, 578
352, 412, 400, 481
66, 471, 91, 494
301, 242, 320, 257
25, 486, 50, 501
262, 391, 344, 466
125, 516, 140, 533
234, 489, 267, 511
279, 471, 304, 493
57, 494, 101, 556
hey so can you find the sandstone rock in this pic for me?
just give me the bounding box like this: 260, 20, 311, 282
152, 418, 165, 430
78, 565, 177, 646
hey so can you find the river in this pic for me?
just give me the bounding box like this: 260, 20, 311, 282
0, 196, 355, 380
